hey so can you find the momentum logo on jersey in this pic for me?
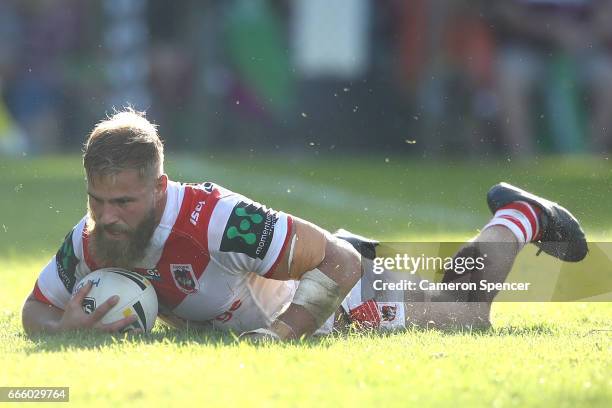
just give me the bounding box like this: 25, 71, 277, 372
220, 201, 278, 259
56, 229, 79, 292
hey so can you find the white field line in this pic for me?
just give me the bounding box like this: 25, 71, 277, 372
172, 157, 482, 229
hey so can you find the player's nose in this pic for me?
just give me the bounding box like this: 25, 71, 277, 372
98, 204, 120, 225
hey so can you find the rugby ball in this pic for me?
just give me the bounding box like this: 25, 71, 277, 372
73, 268, 158, 333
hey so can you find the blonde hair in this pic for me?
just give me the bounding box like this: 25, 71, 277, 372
83, 107, 164, 181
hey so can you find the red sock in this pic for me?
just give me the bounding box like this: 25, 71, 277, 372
484, 201, 542, 244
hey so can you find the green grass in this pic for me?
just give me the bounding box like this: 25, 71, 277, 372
0, 154, 611, 407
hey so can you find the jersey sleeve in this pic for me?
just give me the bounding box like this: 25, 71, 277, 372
31, 217, 90, 309
207, 194, 293, 278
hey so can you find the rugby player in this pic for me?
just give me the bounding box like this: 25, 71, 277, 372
21, 109, 588, 340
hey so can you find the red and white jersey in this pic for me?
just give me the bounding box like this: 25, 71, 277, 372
31, 181, 298, 333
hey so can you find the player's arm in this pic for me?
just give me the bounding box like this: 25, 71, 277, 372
22, 281, 137, 336
22, 294, 65, 335
255, 217, 361, 340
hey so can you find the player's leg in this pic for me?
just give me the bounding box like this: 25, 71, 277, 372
333, 223, 521, 330
333, 197, 535, 330
334, 182, 587, 332
407, 182, 588, 329
406, 225, 521, 330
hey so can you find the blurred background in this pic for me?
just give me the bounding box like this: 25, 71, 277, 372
1, 0, 612, 158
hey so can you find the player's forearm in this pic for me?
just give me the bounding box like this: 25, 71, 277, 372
274, 237, 361, 339
318, 236, 363, 292
22, 299, 63, 336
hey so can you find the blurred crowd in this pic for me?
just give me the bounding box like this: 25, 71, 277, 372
1, 0, 612, 157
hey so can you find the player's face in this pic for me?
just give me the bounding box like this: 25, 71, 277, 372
86, 169, 165, 268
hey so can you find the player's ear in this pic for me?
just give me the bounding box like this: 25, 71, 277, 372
155, 174, 168, 195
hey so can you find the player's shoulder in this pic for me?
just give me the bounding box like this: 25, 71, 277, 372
179, 181, 235, 200
168, 180, 242, 232
187, 181, 279, 220
172, 179, 285, 232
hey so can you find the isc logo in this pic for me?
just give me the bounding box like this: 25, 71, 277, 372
190, 201, 205, 226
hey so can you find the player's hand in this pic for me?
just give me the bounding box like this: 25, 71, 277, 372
238, 328, 281, 343
57, 281, 138, 333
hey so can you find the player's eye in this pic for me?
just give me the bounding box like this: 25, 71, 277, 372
115, 198, 135, 207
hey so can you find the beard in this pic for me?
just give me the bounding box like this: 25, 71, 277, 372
87, 206, 158, 269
